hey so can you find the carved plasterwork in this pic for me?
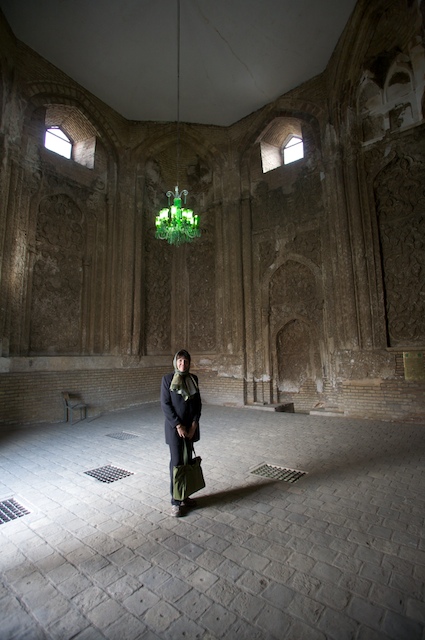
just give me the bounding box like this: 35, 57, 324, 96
252, 170, 323, 233
276, 319, 321, 392
287, 231, 322, 268
258, 228, 321, 282
30, 194, 85, 354
269, 260, 323, 322
144, 237, 173, 353
143, 162, 172, 354
375, 154, 425, 346
187, 208, 216, 352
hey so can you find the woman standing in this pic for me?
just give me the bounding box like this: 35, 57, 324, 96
160, 349, 202, 517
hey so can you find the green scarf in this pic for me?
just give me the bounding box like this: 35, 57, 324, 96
170, 353, 198, 401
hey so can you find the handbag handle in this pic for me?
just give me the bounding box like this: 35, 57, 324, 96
182, 438, 197, 465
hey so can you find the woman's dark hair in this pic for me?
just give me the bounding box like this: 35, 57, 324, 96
176, 349, 191, 362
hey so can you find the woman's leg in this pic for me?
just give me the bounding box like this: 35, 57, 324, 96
168, 434, 183, 506
168, 436, 194, 506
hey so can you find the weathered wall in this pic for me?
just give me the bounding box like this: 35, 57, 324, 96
0, 0, 424, 424
237, 0, 425, 420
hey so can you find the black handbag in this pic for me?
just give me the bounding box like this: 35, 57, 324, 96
173, 439, 205, 501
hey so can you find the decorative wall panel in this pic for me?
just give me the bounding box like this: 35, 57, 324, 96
187, 207, 216, 352
30, 194, 84, 354
375, 153, 425, 346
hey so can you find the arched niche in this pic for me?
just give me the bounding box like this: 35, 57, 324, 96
276, 318, 322, 394
266, 257, 325, 401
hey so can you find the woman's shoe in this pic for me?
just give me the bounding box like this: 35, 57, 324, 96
171, 505, 182, 517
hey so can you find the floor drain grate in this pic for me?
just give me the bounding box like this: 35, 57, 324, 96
106, 432, 139, 440
0, 498, 30, 525
251, 464, 307, 483
84, 465, 134, 483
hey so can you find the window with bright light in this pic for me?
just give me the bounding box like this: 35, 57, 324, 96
44, 127, 72, 159
283, 135, 304, 165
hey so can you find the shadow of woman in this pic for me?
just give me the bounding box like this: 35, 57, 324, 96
193, 478, 282, 508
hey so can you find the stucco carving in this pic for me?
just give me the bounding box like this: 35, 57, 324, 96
375, 154, 425, 346
143, 167, 172, 354
276, 319, 321, 392
252, 169, 323, 234
30, 194, 84, 354
144, 237, 172, 353
269, 260, 322, 322
187, 212, 216, 352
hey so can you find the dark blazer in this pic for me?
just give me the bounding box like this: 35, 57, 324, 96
161, 373, 201, 444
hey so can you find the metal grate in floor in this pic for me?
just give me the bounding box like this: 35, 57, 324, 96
251, 463, 307, 483
106, 432, 139, 440
84, 465, 134, 483
0, 498, 30, 525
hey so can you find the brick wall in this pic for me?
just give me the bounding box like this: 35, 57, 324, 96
273, 379, 425, 423
0, 367, 169, 425
0, 366, 247, 426
196, 371, 245, 407
341, 380, 425, 423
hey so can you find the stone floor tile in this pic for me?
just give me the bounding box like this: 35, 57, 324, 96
85, 599, 128, 629
317, 607, 360, 640
204, 577, 240, 607
347, 595, 386, 630
72, 627, 107, 640
72, 584, 110, 614
261, 581, 295, 608
382, 610, 424, 639
221, 617, 269, 640
175, 587, 212, 620
198, 601, 237, 636
46, 606, 90, 639
122, 585, 160, 617
255, 602, 292, 638
31, 594, 72, 626
1, 594, 41, 638
162, 614, 206, 640
287, 618, 327, 639
142, 600, 181, 634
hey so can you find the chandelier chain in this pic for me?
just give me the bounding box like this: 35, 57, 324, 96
154, 0, 201, 246
176, 0, 180, 187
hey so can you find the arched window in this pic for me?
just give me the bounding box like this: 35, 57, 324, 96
44, 126, 72, 159
258, 117, 305, 173
43, 105, 98, 168
283, 135, 304, 165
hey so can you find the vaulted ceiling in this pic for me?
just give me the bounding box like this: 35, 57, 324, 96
0, 0, 357, 126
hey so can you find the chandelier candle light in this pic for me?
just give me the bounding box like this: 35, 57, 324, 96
155, 0, 201, 246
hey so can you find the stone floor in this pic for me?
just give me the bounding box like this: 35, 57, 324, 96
0, 403, 424, 640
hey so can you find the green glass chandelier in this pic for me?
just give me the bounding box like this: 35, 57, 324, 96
155, 0, 201, 246
155, 186, 200, 246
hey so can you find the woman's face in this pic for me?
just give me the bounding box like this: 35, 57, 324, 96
176, 355, 190, 372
